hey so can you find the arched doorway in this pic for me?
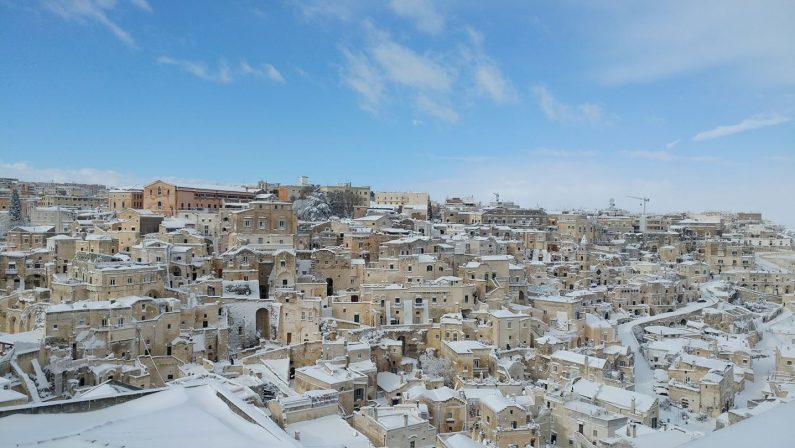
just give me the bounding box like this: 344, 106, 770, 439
326, 278, 334, 296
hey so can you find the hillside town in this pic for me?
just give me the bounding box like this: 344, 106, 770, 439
1, 176, 794, 448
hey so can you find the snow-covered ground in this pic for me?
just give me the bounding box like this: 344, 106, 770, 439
617, 282, 722, 396
616, 282, 733, 434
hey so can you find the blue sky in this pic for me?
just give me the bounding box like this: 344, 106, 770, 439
1, 1, 794, 225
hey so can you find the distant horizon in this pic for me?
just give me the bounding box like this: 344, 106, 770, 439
2, 1, 793, 226
3, 170, 791, 230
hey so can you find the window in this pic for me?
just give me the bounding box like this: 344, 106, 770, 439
244, 219, 251, 228
109, 278, 116, 286
127, 277, 133, 284
101, 318, 108, 327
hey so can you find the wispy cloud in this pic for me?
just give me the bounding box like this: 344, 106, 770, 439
623, 150, 676, 161
388, 0, 444, 35
158, 56, 286, 84
664, 139, 680, 149
240, 61, 286, 83
291, 0, 357, 22
414, 95, 458, 123
531, 84, 606, 124
622, 150, 720, 162
157, 56, 233, 83
465, 28, 518, 104
589, 1, 795, 85
339, 48, 385, 113
692, 113, 790, 141
0, 160, 142, 187
41, 0, 151, 48
427, 154, 494, 162
532, 148, 599, 158
338, 23, 515, 121
371, 40, 451, 92
339, 26, 453, 121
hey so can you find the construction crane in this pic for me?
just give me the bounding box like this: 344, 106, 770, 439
627, 195, 650, 233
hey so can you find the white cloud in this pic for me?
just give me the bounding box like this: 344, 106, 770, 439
664, 139, 680, 149
371, 40, 451, 92
42, 0, 150, 48
464, 27, 518, 104
622, 150, 720, 163
0, 161, 142, 187
339, 24, 515, 121
158, 57, 287, 85
623, 150, 676, 161
692, 113, 790, 141
291, 0, 356, 22
589, 0, 795, 85
531, 84, 606, 124
413, 153, 795, 228
388, 0, 444, 35
415, 95, 458, 123
339, 27, 454, 121
339, 48, 384, 113
532, 148, 598, 158
157, 56, 232, 83
427, 154, 494, 162
129, 0, 152, 13
473, 63, 517, 104
240, 61, 286, 83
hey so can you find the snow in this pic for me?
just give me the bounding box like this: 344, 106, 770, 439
0, 383, 301, 447
445, 340, 489, 354
479, 393, 514, 413
551, 350, 607, 369
285, 414, 372, 448
441, 433, 485, 448
680, 399, 795, 447
573, 379, 657, 413
0, 388, 27, 404
617, 282, 722, 398
377, 371, 405, 393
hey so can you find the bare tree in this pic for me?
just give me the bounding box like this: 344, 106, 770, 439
326, 190, 365, 218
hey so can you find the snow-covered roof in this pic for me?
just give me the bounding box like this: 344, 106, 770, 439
573, 379, 656, 413
551, 350, 607, 369
285, 414, 370, 448
0, 383, 300, 448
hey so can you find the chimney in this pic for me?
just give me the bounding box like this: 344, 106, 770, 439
294, 431, 301, 441
631, 396, 636, 414
403, 414, 409, 427
345, 354, 350, 368
630, 422, 637, 438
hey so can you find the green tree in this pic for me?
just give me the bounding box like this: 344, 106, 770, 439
9, 189, 26, 227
